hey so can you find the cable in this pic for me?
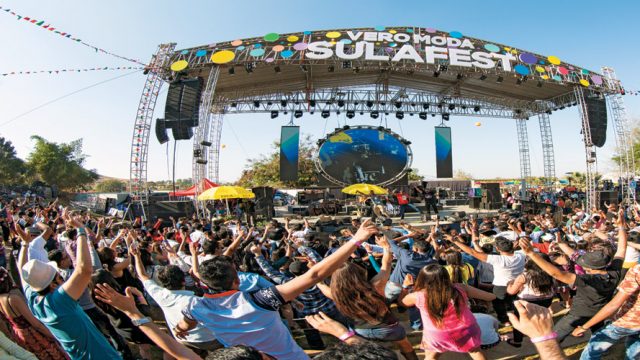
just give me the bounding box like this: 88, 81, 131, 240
0, 70, 141, 128
166, 141, 171, 181
225, 120, 249, 158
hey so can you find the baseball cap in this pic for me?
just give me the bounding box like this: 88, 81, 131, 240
382, 218, 393, 226
21, 259, 59, 292
288, 260, 308, 276
575, 251, 610, 270
541, 233, 554, 242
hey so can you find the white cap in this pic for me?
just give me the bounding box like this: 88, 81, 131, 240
21, 259, 58, 292
541, 233, 554, 241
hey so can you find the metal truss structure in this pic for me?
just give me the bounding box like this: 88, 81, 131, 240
516, 118, 532, 197
538, 112, 556, 189
129, 43, 175, 214
574, 86, 598, 210
602, 67, 636, 202
207, 113, 224, 183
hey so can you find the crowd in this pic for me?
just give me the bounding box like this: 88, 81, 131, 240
0, 193, 638, 360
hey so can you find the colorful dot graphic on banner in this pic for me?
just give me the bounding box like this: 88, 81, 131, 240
519, 53, 537, 65
180, 50, 189, 55
340, 39, 352, 44
374, 26, 385, 31
210, 50, 235, 64
535, 66, 546, 73
547, 56, 561, 65
272, 45, 284, 52
250, 48, 265, 57
326, 31, 341, 39
389, 42, 397, 47
303, 31, 312, 35
552, 75, 562, 81
541, 75, 549, 80
264, 33, 279, 42
514, 64, 530, 76
195, 49, 207, 57
389, 29, 397, 34
287, 35, 299, 42
558, 67, 569, 75
591, 75, 603, 85
236, 46, 245, 51
425, 28, 437, 33
581, 69, 589, 75
484, 44, 500, 52
580, 79, 590, 87
254, 44, 262, 48
280, 50, 294, 58
231, 40, 243, 46
265, 57, 274, 63
293, 42, 308, 51
170, 60, 188, 71
449, 31, 463, 39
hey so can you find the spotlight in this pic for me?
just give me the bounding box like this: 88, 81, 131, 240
473, 106, 480, 112
442, 113, 450, 121
377, 126, 385, 131
456, 73, 463, 80
396, 111, 404, 119
253, 100, 260, 108
231, 102, 237, 107
560, 106, 565, 110
294, 110, 303, 118
366, 101, 374, 107
245, 63, 254, 73
419, 112, 427, 120
537, 81, 543, 88
433, 70, 440, 77
196, 159, 208, 165
300, 65, 308, 73
280, 100, 287, 107
346, 110, 355, 119
267, 101, 273, 105
546, 110, 552, 114
402, 139, 412, 145
321, 110, 330, 118
515, 109, 522, 114
328, 65, 335, 72
337, 100, 345, 107
479, 74, 487, 80
359, 111, 364, 115
343, 125, 350, 130
394, 102, 402, 109
422, 103, 429, 109
228, 67, 235, 75
496, 76, 504, 83
200, 141, 212, 147
193, 149, 202, 158
309, 100, 316, 107
370, 111, 379, 119
342, 61, 352, 69
270, 111, 279, 119
274, 66, 281, 73
448, 104, 455, 111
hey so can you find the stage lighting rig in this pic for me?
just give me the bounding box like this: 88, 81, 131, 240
294, 110, 303, 118
253, 101, 260, 108
419, 112, 427, 120
270, 111, 279, 119
321, 110, 330, 118
346, 110, 355, 119
274, 66, 281, 73
396, 111, 404, 119
370, 111, 379, 119
442, 113, 450, 121
473, 106, 480, 112
228, 67, 235, 75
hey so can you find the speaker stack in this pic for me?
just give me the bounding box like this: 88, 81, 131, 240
252, 186, 275, 220
480, 183, 501, 210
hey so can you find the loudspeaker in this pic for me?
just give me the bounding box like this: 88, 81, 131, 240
155, 119, 169, 144
469, 197, 481, 209
148, 200, 195, 220
165, 78, 203, 127
252, 186, 274, 219
171, 122, 194, 140
481, 183, 501, 203
598, 190, 618, 210
585, 94, 608, 148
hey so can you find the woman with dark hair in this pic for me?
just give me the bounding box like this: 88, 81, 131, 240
506, 256, 555, 346
400, 263, 495, 360
319, 235, 418, 360
443, 249, 474, 285
0, 267, 68, 359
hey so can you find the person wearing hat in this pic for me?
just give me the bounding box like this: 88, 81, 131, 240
518, 212, 627, 343
531, 233, 555, 254
12, 221, 51, 264
17, 216, 121, 359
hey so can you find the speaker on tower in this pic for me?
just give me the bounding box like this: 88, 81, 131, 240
585, 94, 608, 148
155, 119, 169, 144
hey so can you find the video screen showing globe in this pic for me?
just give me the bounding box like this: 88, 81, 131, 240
317, 127, 410, 185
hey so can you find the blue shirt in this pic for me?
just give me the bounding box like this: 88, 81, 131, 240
25, 285, 121, 360
389, 240, 435, 284
238, 271, 273, 292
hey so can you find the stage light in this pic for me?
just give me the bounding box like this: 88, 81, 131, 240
560, 106, 565, 110
515, 109, 522, 114
309, 100, 316, 107
456, 73, 463, 80
442, 113, 450, 121
410, 103, 416, 107
253, 101, 260, 108
281, 100, 287, 107
328, 65, 335, 72
572, 102, 578, 106
546, 110, 552, 114
473, 106, 480, 112
342, 61, 352, 69
377, 126, 385, 131
394, 102, 402, 109
343, 125, 350, 130
371, 111, 379, 119
231, 102, 237, 107
338, 100, 345, 107
448, 104, 455, 111
431, 113, 436, 117
267, 101, 273, 105
461, 105, 467, 110
245, 63, 254, 73
409, 113, 414, 116
196, 159, 208, 165
336, 111, 341, 115
270, 111, 279, 119
200, 141, 212, 147
396, 111, 404, 119
300, 65, 308, 73
359, 111, 364, 115
321, 110, 330, 118
402, 139, 412, 145
294, 110, 303, 118
419, 112, 427, 120
433, 70, 440, 77
422, 103, 429, 109
496, 76, 504, 83
193, 149, 202, 158
537, 81, 543, 88
366, 101, 374, 107
228, 67, 235, 75
479, 74, 487, 80
274, 66, 281, 73
346, 110, 355, 119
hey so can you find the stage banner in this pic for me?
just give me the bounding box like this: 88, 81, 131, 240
435, 126, 453, 178
280, 126, 300, 181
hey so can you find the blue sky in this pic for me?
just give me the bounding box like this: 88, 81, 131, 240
1, 0, 639, 183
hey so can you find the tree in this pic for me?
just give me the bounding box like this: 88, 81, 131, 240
26, 136, 98, 192
564, 171, 602, 190
236, 134, 317, 188
0, 137, 26, 185
453, 169, 473, 180
408, 168, 424, 182
94, 179, 127, 193
612, 121, 640, 171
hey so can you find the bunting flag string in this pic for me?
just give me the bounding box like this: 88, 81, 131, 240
0, 5, 146, 66
1, 66, 144, 77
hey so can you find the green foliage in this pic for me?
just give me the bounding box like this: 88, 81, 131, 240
94, 179, 127, 193
236, 134, 317, 188
564, 171, 602, 189
408, 168, 424, 181
612, 125, 640, 171
0, 137, 26, 185
26, 136, 98, 192
453, 169, 473, 180
147, 179, 193, 191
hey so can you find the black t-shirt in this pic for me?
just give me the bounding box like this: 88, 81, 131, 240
570, 258, 622, 317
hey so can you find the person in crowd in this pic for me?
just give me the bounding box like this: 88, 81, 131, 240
443, 248, 474, 285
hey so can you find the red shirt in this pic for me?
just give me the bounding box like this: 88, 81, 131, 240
395, 193, 409, 205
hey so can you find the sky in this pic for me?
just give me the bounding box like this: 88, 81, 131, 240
1, 0, 639, 184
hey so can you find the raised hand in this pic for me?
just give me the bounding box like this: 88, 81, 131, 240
305, 311, 350, 339
518, 237, 534, 254
507, 300, 554, 339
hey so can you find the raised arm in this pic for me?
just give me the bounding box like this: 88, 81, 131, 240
520, 238, 576, 285
572, 287, 632, 337
613, 209, 628, 261
370, 235, 393, 295
276, 219, 378, 302
222, 228, 247, 257
453, 237, 488, 262
131, 248, 151, 282
62, 218, 94, 300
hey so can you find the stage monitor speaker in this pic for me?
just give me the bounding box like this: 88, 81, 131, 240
469, 197, 481, 209
452, 211, 466, 219
165, 77, 203, 127
155, 119, 169, 144
148, 200, 195, 220
252, 186, 275, 219
171, 122, 194, 140
585, 94, 608, 148
481, 183, 501, 203
597, 190, 618, 210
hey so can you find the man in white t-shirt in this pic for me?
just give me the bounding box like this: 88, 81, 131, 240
189, 223, 205, 244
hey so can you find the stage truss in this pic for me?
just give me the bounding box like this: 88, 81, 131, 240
515, 118, 532, 196
538, 112, 556, 189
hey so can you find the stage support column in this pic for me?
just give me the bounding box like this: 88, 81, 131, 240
574, 86, 598, 210
516, 118, 531, 200
538, 112, 556, 190
603, 66, 636, 202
